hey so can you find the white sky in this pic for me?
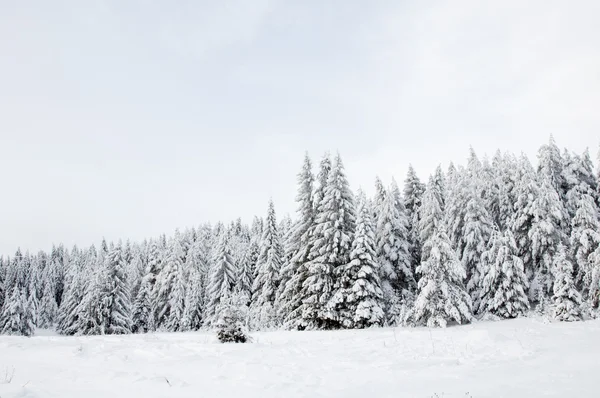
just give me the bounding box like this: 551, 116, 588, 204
1, 0, 599, 255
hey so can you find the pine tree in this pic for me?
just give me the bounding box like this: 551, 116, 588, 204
38, 279, 58, 328
215, 291, 249, 343
528, 176, 568, 300
419, 176, 444, 259
0, 286, 35, 336
477, 230, 529, 318
100, 244, 133, 334
154, 237, 184, 330
538, 135, 566, 200
552, 244, 583, 321
206, 231, 237, 325
300, 153, 356, 329
329, 193, 384, 328
167, 260, 187, 331
375, 183, 414, 322
444, 166, 471, 256
251, 200, 283, 329
511, 155, 538, 284
132, 275, 153, 333
432, 165, 446, 211
181, 268, 204, 331
461, 190, 494, 308
277, 153, 315, 329
404, 165, 426, 275
569, 192, 600, 296
77, 248, 106, 335
413, 186, 472, 328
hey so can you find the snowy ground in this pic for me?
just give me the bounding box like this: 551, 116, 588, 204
1, 318, 599, 398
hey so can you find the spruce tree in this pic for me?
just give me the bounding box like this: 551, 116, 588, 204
511, 155, 538, 283
552, 244, 583, 321
528, 176, 568, 300
154, 237, 184, 329
300, 153, 355, 329
538, 135, 566, 200
252, 200, 283, 329
477, 230, 529, 318
38, 279, 58, 328
132, 275, 153, 333
206, 230, 237, 325
432, 165, 446, 211
167, 260, 187, 331
0, 286, 35, 336
413, 186, 472, 328
569, 192, 600, 296
375, 183, 414, 322
100, 244, 132, 334
461, 190, 494, 308
329, 193, 384, 328
181, 268, 204, 331
277, 153, 315, 329
404, 165, 426, 276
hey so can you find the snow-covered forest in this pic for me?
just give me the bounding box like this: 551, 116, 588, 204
1, 136, 599, 337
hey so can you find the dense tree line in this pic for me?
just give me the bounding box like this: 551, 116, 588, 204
1, 137, 600, 336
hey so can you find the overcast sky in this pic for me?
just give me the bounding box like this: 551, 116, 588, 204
1, 0, 599, 255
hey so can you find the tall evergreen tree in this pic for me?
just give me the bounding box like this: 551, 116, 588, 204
528, 176, 567, 300
462, 189, 494, 307
0, 286, 35, 336
375, 183, 414, 322
569, 192, 600, 296
277, 153, 316, 329
132, 275, 153, 333
329, 193, 384, 328
552, 244, 583, 322
477, 230, 529, 318
206, 230, 237, 325
100, 244, 132, 334
404, 165, 426, 277
413, 186, 472, 328
252, 200, 283, 329
181, 268, 204, 331
154, 237, 184, 329
300, 153, 356, 329
538, 135, 566, 200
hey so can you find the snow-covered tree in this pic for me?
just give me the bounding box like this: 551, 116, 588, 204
538, 135, 566, 200
154, 237, 184, 330
528, 176, 568, 300
251, 200, 283, 329
552, 244, 583, 322
569, 192, 600, 296
375, 183, 414, 322
206, 230, 237, 325
461, 190, 494, 307
167, 259, 187, 331
132, 276, 153, 333
100, 244, 132, 334
181, 268, 204, 331
511, 155, 538, 280
404, 165, 426, 276
413, 185, 472, 328
215, 291, 249, 343
477, 230, 529, 318
431, 165, 446, 211
419, 176, 444, 258
300, 153, 356, 329
0, 286, 35, 336
277, 153, 315, 329
37, 278, 58, 328
329, 193, 384, 328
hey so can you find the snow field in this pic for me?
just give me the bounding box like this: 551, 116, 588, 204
1, 317, 599, 398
